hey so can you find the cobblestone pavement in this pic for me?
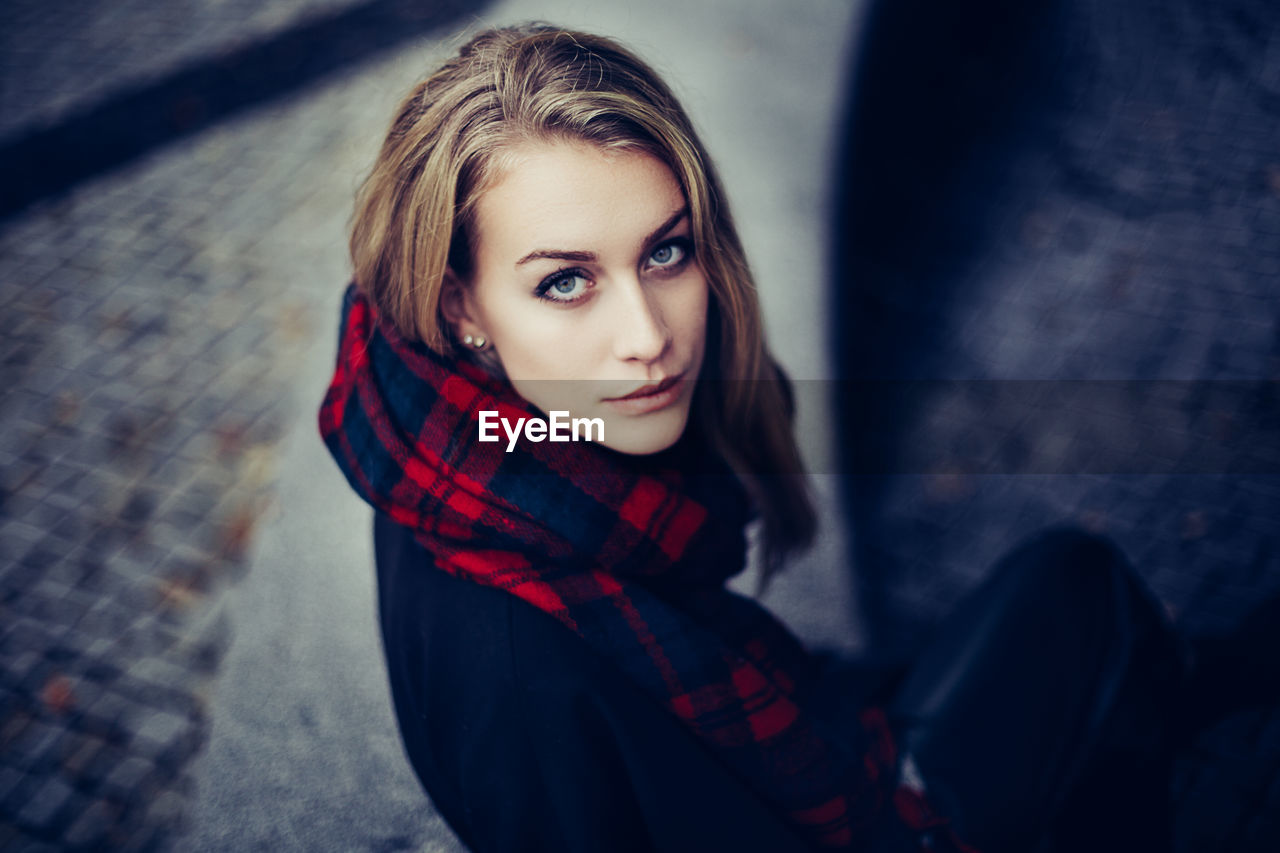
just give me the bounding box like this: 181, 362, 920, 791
0, 0, 490, 219
0, 0, 363, 140
0, 1, 488, 848
0, 93, 359, 852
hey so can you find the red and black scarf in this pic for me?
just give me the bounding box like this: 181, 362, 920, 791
318, 283, 975, 851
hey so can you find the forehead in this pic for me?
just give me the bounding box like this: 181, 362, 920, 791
471, 141, 685, 260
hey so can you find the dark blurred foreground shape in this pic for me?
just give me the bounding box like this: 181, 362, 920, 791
834, 0, 1280, 848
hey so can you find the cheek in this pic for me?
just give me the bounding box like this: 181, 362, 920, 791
494, 325, 577, 381
481, 300, 603, 417
671, 274, 710, 363
480, 296, 595, 382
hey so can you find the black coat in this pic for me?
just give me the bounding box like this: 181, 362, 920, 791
375, 513, 1195, 853
372, 510, 814, 853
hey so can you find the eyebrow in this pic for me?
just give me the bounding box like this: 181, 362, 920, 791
514, 205, 690, 266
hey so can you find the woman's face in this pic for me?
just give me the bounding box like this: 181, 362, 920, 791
448, 140, 709, 455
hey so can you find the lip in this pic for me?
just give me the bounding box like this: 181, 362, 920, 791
603, 373, 686, 415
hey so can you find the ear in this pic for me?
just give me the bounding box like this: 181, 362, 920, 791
439, 268, 485, 343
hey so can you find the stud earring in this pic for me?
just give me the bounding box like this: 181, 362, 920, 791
461, 333, 488, 350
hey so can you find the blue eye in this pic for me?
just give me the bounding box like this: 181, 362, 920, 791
535, 270, 591, 303
648, 238, 690, 270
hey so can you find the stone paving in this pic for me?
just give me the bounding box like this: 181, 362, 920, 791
0, 130, 328, 847
0, 2, 483, 847
0, 0, 363, 139
1, 0, 1278, 850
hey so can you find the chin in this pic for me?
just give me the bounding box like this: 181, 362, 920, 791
597, 408, 690, 456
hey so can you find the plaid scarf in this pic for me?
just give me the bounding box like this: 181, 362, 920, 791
318, 283, 977, 852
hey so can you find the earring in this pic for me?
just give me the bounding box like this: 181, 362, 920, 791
462, 333, 488, 350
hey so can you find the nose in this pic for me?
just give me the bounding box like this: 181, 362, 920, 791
610, 276, 670, 365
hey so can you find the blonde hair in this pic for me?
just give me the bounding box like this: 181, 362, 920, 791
350, 23, 814, 573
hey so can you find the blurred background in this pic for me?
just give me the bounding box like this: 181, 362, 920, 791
0, 0, 1277, 850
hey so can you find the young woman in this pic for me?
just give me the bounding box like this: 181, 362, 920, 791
318, 23, 1272, 853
